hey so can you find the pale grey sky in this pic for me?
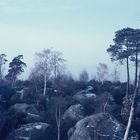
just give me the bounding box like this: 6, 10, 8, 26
0, 0, 140, 80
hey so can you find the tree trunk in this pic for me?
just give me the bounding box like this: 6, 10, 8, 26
54, 64, 57, 80
123, 74, 139, 140
103, 93, 109, 113
126, 56, 130, 98
135, 46, 138, 87
56, 105, 61, 140
123, 105, 134, 140
43, 72, 47, 95
58, 106, 61, 140
123, 45, 139, 140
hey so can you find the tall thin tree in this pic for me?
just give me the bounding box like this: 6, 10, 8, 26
0, 54, 8, 82
107, 28, 134, 98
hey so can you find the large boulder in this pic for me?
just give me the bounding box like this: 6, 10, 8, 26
6, 122, 51, 140
62, 104, 87, 124
73, 90, 96, 113
0, 111, 26, 140
73, 90, 96, 104
61, 104, 87, 140
0, 104, 45, 140
10, 103, 38, 114
68, 113, 138, 140
9, 103, 44, 123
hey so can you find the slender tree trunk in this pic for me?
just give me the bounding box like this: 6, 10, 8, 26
126, 56, 130, 98
135, 46, 138, 87
43, 72, 47, 95
123, 45, 139, 140
123, 75, 139, 140
56, 105, 61, 140
53, 64, 57, 88
54, 64, 57, 80
58, 106, 61, 140
123, 103, 134, 140
103, 93, 109, 113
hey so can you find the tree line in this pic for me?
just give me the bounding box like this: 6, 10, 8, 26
0, 49, 120, 92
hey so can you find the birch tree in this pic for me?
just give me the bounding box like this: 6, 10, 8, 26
35, 49, 53, 95
34, 48, 65, 95
0, 54, 8, 82
96, 63, 108, 84
54, 95, 67, 140
52, 51, 65, 79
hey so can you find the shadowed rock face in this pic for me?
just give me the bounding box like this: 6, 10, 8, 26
61, 104, 87, 140
9, 103, 38, 114
73, 90, 96, 105
73, 90, 117, 116
68, 113, 138, 140
62, 104, 87, 124
6, 122, 51, 140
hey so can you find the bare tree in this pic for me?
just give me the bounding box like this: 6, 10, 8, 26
52, 51, 65, 79
35, 49, 53, 95
55, 98, 62, 140
51, 51, 66, 90
48, 92, 67, 140
96, 63, 109, 84
34, 48, 65, 95
0, 54, 8, 82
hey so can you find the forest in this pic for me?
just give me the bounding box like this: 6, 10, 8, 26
0, 28, 140, 140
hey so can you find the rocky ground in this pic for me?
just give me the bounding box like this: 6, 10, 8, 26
0, 83, 140, 140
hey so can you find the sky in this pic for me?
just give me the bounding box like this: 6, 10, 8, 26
0, 0, 140, 80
